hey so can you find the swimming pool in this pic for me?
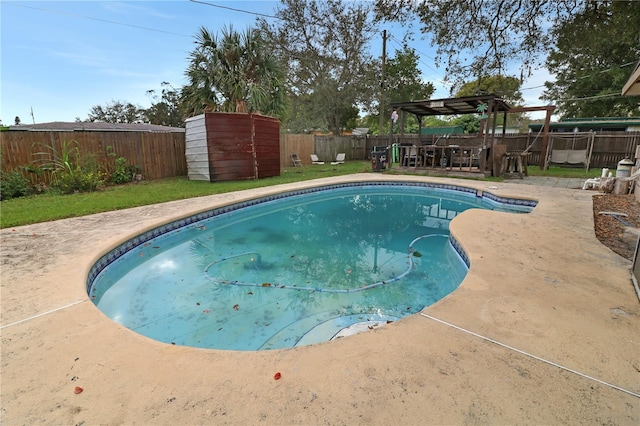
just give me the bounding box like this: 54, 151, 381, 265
88, 182, 536, 350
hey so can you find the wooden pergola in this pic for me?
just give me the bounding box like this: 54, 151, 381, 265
390, 95, 555, 173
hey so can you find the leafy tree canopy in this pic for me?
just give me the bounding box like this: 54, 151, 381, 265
455, 75, 523, 106
455, 74, 527, 130
380, 45, 435, 134
374, 0, 582, 87
145, 82, 184, 128
86, 100, 145, 123
376, 0, 640, 119
181, 25, 287, 119
385, 45, 435, 104
541, 1, 640, 118
259, 0, 379, 135
85, 82, 184, 127
450, 115, 480, 134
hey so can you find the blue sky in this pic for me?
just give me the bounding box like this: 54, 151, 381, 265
1, 1, 551, 125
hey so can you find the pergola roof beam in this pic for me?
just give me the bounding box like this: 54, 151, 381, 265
390, 95, 512, 117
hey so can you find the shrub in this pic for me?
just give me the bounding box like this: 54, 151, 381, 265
56, 168, 103, 193
111, 156, 135, 184
32, 140, 104, 194
0, 169, 33, 200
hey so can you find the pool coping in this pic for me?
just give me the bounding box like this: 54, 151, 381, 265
1, 174, 639, 424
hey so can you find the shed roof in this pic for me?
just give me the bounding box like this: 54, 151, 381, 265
390, 95, 512, 117
6, 121, 185, 133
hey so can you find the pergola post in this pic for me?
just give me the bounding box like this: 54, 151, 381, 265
389, 95, 514, 176
540, 108, 553, 170
506, 105, 556, 170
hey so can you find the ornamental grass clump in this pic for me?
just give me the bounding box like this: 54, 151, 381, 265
32, 140, 104, 194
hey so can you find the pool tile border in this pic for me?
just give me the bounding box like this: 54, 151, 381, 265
86, 181, 536, 293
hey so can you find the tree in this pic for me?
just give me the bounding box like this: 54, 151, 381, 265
282, 93, 326, 133
455, 74, 526, 130
541, 1, 640, 118
14, 116, 21, 126
386, 46, 435, 102
382, 45, 435, 134
455, 75, 523, 106
87, 100, 145, 123
450, 115, 480, 134
374, 0, 584, 86
145, 82, 184, 127
259, 0, 380, 135
181, 26, 287, 119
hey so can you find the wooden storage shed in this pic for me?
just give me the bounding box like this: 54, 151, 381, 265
185, 112, 280, 182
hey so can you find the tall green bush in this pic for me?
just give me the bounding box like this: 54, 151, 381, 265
0, 169, 33, 200
111, 156, 135, 184
32, 140, 104, 194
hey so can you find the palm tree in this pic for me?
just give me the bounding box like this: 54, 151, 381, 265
181, 25, 287, 119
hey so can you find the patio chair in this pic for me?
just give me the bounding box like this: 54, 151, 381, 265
331, 153, 346, 165
310, 154, 325, 164
464, 147, 483, 169
403, 146, 422, 167
291, 153, 303, 167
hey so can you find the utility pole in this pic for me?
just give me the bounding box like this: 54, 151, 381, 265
378, 30, 386, 136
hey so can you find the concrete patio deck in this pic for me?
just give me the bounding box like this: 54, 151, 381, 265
505, 176, 585, 189
1, 174, 638, 425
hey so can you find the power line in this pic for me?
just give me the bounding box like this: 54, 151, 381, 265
520, 61, 637, 91
577, 61, 637, 79
521, 84, 546, 91
556, 92, 623, 102
10, 1, 282, 38
188, 0, 281, 20
386, 34, 453, 87
10, 3, 192, 38
388, 34, 436, 62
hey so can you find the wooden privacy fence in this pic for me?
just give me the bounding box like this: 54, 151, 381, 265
313, 135, 369, 163
279, 134, 314, 166
4, 130, 640, 183
585, 132, 640, 169
1, 130, 187, 182
279, 134, 369, 166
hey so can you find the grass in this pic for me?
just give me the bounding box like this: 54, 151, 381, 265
526, 165, 594, 178
0, 161, 591, 228
1, 162, 370, 228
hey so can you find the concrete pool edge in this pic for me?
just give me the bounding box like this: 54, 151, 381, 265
1, 174, 639, 425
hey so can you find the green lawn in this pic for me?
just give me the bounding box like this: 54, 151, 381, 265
1, 162, 370, 228
0, 160, 590, 228
526, 165, 594, 179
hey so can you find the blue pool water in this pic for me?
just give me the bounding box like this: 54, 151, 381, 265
88, 182, 535, 350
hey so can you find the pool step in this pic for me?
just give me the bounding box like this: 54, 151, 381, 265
259, 312, 398, 350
